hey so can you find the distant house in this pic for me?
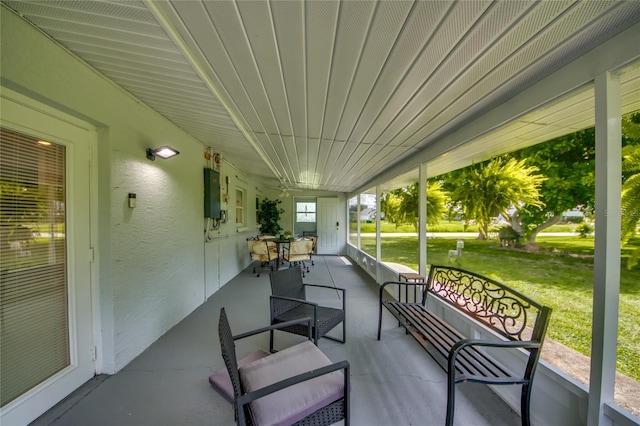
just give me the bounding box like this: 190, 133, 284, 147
360, 208, 376, 221
563, 209, 585, 220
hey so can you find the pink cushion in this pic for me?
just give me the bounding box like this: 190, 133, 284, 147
239, 340, 345, 426
209, 350, 270, 403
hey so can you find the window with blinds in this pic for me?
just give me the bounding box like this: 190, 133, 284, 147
0, 127, 69, 407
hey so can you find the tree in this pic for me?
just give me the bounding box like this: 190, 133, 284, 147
511, 113, 640, 245
448, 157, 546, 239
380, 180, 447, 230
511, 128, 596, 243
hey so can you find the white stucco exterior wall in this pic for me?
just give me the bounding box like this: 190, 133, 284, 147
1, 10, 346, 374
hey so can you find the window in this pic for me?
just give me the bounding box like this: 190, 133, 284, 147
296, 202, 316, 223
359, 189, 377, 258
235, 188, 245, 227
348, 196, 358, 246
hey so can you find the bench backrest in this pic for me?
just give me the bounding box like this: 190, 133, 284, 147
425, 265, 552, 345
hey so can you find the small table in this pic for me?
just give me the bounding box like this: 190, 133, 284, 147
398, 272, 425, 283
398, 272, 426, 303
270, 238, 293, 269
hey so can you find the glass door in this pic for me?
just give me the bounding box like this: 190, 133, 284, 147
1, 94, 95, 425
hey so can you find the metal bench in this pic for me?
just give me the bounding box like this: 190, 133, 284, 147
377, 265, 551, 426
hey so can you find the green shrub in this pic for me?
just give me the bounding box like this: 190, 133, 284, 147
564, 215, 585, 224
498, 225, 521, 246
575, 222, 594, 238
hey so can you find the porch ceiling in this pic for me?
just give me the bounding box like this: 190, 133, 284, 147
3, 1, 640, 193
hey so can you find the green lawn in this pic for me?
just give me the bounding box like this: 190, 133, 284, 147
354, 220, 578, 234
360, 234, 640, 382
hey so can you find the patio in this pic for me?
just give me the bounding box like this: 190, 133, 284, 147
31, 256, 522, 426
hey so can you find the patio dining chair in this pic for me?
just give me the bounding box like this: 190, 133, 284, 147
216, 307, 350, 426
268, 266, 346, 352
247, 239, 278, 277
282, 239, 313, 276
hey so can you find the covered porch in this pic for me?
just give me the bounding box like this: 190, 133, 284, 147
2, 2, 640, 425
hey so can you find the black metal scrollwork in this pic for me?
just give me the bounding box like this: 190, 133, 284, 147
429, 268, 534, 340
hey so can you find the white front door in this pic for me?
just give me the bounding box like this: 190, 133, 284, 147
317, 197, 342, 255
1, 92, 96, 426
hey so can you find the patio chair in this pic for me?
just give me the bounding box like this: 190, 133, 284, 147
282, 239, 313, 276
268, 267, 346, 352
308, 235, 317, 265
216, 307, 350, 426
247, 239, 278, 277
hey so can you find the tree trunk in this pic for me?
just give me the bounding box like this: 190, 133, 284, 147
527, 214, 563, 244
509, 212, 524, 235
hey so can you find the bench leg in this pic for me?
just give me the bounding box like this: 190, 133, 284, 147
377, 302, 383, 340
521, 383, 532, 426
446, 373, 455, 426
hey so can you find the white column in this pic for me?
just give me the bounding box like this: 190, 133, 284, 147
419, 163, 427, 276
376, 185, 382, 283
588, 71, 621, 426
356, 194, 361, 250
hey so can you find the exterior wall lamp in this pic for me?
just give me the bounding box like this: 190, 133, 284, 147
146, 146, 180, 161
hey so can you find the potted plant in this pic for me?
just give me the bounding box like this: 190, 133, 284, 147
257, 198, 284, 236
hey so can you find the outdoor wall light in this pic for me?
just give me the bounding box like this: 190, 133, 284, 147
146, 146, 180, 161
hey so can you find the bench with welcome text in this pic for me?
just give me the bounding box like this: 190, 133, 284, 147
377, 265, 551, 426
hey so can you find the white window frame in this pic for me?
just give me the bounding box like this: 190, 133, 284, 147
235, 187, 245, 228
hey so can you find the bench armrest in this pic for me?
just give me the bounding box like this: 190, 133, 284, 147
450, 338, 541, 353
380, 280, 427, 304
234, 317, 314, 341
447, 338, 542, 382
236, 360, 350, 424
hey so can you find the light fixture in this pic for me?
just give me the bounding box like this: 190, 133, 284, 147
146, 146, 179, 161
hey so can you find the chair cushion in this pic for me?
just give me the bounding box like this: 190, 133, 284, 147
239, 340, 344, 426
209, 350, 270, 403
284, 253, 310, 262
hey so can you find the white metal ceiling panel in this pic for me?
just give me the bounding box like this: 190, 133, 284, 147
382, 0, 553, 148
236, 1, 293, 138
321, 1, 377, 142
361, 1, 492, 147
333, 0, 413, 143
166, 2, 265, 131
3, 0, 639, 193
305, 0, 339, 140
270, 1, 306, 140
348, 0, 453, 144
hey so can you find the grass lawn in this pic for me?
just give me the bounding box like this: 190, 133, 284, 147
360, 234, 640, 382
354, 220, 579, 234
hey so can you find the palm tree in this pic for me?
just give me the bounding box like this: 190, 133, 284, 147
621, 145, 640, 268
380, 180, 447, 230
449, 157, 546, 239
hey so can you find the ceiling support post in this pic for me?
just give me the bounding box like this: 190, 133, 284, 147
588, 71, 621, 426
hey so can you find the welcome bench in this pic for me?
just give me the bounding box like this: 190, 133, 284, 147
377, 265, 551, 426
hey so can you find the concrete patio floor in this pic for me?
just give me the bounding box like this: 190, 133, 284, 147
31, 255, 522, 426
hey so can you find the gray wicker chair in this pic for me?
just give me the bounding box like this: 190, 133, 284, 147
218, 307, 350, 426
268, 267, 346, 352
